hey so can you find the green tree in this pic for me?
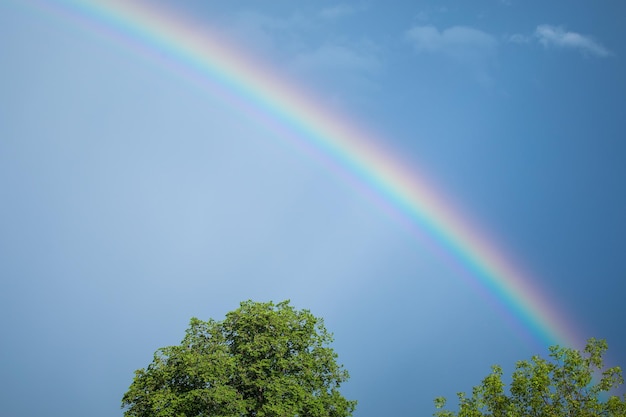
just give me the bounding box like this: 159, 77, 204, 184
434, 338, 626, 417
122, 300, 356, 417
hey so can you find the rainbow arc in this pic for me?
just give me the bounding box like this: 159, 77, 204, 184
42, 0, 581, 349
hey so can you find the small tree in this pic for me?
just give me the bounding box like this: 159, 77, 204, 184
435, 338, 626, 417
122, 300, 355, 417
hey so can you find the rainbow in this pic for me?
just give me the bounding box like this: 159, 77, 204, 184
31, 0, 581, 348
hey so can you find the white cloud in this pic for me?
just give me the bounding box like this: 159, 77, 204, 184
212, 7, 381, 102
218, 10, 310, 57
508, 33, 530, 44
406, 25, 497, 84
535, 25, 611, 57
406, 25, 497, 55
288, 41, 382, 105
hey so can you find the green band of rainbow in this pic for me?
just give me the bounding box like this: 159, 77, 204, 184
36, 0, 581, 349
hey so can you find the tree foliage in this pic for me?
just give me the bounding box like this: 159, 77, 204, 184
435, 338, 626, 417
122, 300, 356, 417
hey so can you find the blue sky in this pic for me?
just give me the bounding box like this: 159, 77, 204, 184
1, 0, 625, 416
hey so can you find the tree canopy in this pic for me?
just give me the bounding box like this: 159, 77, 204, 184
434, 338, 626, 417
121, 300, 356, 417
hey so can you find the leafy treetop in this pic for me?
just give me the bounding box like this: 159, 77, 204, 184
122, 300, 356, 417
435, 338, 626, 417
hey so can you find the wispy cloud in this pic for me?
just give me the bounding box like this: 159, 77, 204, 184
213, 7, 382, 102
219, 10, 310, 57
406, 25, 497, 55
534, 25, 611, 57
289, 41, 382, 99
508, 33, 530, 44
406, 25, 497, 84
